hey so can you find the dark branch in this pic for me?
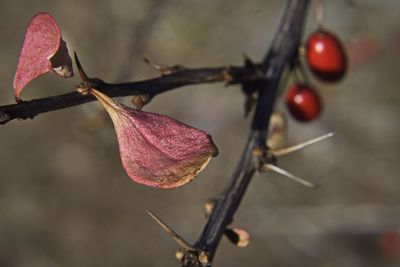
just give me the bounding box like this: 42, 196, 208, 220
0, 65, 263, 124
188, 1, 310, 266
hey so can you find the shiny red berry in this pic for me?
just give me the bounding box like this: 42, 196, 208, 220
306, 29, 347, 82
285, 83, 321, 122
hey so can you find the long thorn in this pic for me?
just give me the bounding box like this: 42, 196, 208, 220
143, 57, 163, 71
265, 164, 319, 189
271, 132, 334, 157
146, 210, 196, 251
74, 51, 91, 83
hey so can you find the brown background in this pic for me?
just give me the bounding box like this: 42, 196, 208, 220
0, 1, 399, 266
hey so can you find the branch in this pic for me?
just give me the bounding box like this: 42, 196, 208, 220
0, 64, 263, 124
181, 1, 310, 266
1, 1, 310, 265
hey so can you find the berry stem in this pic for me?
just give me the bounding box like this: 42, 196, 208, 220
316, 0, 324, 29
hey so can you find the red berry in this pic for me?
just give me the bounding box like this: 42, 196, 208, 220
379, 230, 400, 261
285, 83, 321, 122
306, 29, 347, 82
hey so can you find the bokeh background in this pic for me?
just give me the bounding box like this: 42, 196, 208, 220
0, 1, 399, 266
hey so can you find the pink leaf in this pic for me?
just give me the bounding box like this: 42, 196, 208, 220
13, 13, 73, 101
90, 89, 218, 189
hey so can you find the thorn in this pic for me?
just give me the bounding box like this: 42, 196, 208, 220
263, 164, 320, 189
143, 56, 163, 71
143, 57, 187, 75
146, 210, 196, 251
74, 52, 105, 95
271, 132, 334, 157
224, 228, 251, 247
242, 53, 255, 66
74, 52, 91, 83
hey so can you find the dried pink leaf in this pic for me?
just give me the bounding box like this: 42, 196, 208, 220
90, 89, 218, 189
13, 12, 73, 101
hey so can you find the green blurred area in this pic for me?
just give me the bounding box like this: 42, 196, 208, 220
0, 1, 399, 266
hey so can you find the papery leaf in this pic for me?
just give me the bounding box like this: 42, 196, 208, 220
90, 89, 218, 189
13, 12, 73, 101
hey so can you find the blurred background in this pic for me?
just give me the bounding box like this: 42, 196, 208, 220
0, 0, 399, 266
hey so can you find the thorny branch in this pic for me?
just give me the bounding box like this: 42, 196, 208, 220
183, 0, 311, 266
0, 0, 311, 266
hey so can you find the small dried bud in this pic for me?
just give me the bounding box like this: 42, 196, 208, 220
198, 251, 210, 266
131, 94, 150, 110
267, 111, 287, 150
225, 228, 251, 247
90, 89, 218, 189
204, 198, 216, 218
175, 248, 185, 261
